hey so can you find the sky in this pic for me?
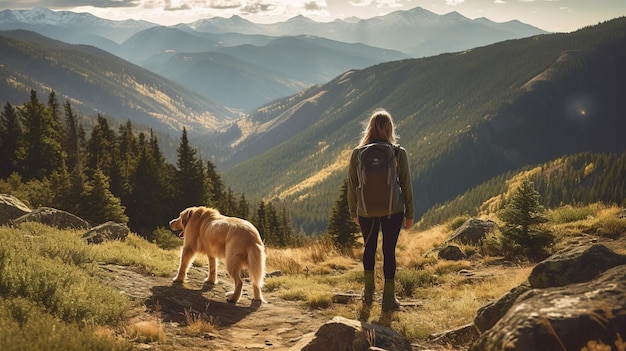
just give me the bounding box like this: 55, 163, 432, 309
1, 0, 625, 33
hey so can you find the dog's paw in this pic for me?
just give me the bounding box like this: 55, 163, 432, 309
225, 291, 238, 303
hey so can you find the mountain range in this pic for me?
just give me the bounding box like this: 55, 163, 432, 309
220, 17, 626, 232
1, 7, 624, 234
0, 29, 238, 136
0, 7, 546, 111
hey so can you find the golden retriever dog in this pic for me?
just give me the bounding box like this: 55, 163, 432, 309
169, 206, 266, 303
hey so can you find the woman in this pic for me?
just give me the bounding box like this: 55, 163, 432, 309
348, 109, 414, 312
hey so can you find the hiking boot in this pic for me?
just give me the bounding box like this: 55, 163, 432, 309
382, 279, 400, 312
362, 270, 375, 305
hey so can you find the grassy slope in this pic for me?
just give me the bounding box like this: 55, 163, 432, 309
1, 203, 624, 349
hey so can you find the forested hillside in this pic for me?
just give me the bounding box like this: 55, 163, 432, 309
223, 18, 626, 233
0, 91, 298, 246
419, 152, 626, 228
0, 30, 238, 136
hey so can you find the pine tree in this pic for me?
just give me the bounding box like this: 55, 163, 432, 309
0, 102, 23, 178
62, 101, 81, 175
47, 90, 63, 141
129, 133, 163, 238
237, 193, 250, 219
115, 120, 139, 203
19, 89, 63, 179
266, 202, 280, 246
175, 128, 209, 209
255, 201, 268, 242
328, 178, 359, 248
279, 205, 296, 246
79, 168, 128, 226
206, 161, 225, 210
497, 179, 554, 261
49, 160, 80, 214
86, 115, 117, 178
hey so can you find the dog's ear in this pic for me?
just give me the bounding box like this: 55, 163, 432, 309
181, 208, 194, 226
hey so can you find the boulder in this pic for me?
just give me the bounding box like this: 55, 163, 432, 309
528, 244, 626, 288
474, 283, 531, 333
447, 218, 497, 245
429, 323, 479, 347
82, 221, 129, 244
0, 194, 31, 225
289, 316, 411, 351
438, 245, 465, 261
471, 264, 626, 351
12, 206, 90, 230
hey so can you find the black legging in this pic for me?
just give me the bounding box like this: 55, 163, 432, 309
358, 212, 404, 279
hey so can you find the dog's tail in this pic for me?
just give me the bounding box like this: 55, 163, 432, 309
248, 243, 266, 288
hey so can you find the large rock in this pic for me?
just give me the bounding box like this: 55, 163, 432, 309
12, 207, 90, 230
471, 264, 626, 351
438, 245, 465, 261
82, 221, 129, 244
0, 194, 31, 225
429, 323, 479, 347
447, 218, 497, 245
289, 316, 411, 351
474, 244, 626, 335
528, 244, 626, 288
474, 283, 532, 333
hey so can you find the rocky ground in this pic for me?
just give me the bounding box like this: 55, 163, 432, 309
97, 260, 509, 351
96, 232, 626, 351
98, 264, 341, 350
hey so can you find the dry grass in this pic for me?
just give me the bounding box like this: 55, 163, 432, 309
260, 222, 535, 340
126, 321, 166, 343
183, 306, 219, 334
3, 202, 621, 349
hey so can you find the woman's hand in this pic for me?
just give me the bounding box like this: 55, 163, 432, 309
353, 217, 359, 226
405, 218, 414, 229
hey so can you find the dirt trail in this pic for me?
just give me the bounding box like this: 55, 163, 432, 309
98, 264, 329, 350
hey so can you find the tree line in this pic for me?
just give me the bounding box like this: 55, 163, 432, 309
417, 151, 626, 228
0, 89, 300, 247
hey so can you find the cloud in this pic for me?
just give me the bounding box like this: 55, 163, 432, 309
348, 0, 373, 7
304, 0, 325, 11
0, 0, 141, 8
90, 0, 141, 7
347, 0, 400, 9
375, 0, 402, 8
445, 0, 464, 4
207, 0, 242, 9
239, 0, 277, 14
238, 0, 327, 16
163, 0, 191, 11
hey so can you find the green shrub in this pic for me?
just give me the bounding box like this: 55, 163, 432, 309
497, 180, 554, 261
597, 217, 626, 238
0, 297, 133, 351
153, 226, 183, 250
307, 293, 333, 309
93, 233, 179, 277
446, 215, 470, 232
548, 205, 596, 224
396, 269, 439, 297
0, 223, 130, 325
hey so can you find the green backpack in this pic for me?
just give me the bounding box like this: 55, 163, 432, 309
356, 142, 402, 217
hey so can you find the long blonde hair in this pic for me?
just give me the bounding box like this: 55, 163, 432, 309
358, 109, 398, 147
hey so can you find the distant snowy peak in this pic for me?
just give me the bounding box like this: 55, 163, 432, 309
0, 7, 153, 29
4, 7, 97, 26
